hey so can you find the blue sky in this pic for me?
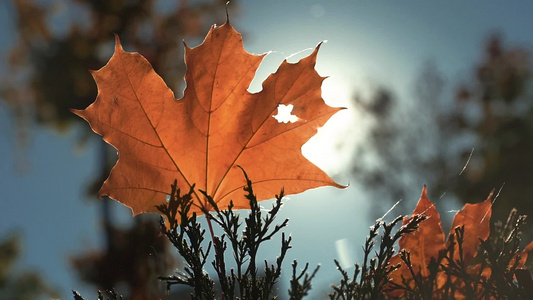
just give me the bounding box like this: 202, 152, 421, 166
1, 1, 533, 298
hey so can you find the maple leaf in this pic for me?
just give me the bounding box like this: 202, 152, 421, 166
388, 186, 445, 282
447, 190, 492, 264
73, 22, 344, 217
386, 187, 492, 296
515, 241, 533, 270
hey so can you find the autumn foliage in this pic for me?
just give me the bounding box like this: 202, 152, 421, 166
72, 19, 533, 299
386, 187, 533, 299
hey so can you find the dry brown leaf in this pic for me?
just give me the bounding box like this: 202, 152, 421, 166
386, 188, 494, 297
73, 22, 344, 217
388, 186, 445, 294
516, 241, 533, 269
448, 191, 492, 264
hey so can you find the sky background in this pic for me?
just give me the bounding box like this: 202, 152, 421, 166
1, 1, 533, 298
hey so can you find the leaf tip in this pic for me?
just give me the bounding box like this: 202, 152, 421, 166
183, 40, 191, 51
310, 43, 322, 61
70, 108, 84, 118
113, 34, 123, 52
225, 1, 231, 24
336, 180, 349, 189
487, 188, 495, 201
316, 40, 326, 51
421, 185, 428, 198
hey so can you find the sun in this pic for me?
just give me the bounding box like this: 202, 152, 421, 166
301, 78, 354, 175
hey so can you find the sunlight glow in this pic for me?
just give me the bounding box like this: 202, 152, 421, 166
302, 78, 355, 175
245, 41, 362, 177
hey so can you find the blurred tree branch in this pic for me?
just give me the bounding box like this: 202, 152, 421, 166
0, 233, 59, 299
351, 32, 533, 232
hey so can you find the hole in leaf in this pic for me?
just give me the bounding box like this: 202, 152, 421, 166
166, 195, 171, 203
273, 104, 299, 123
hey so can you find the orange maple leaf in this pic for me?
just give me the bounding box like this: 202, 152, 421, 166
388, 186, 445, 282
73, 22, 344, 217
515, 241, 533, 270
387, 187, 492, 297
447, 190, 492, 264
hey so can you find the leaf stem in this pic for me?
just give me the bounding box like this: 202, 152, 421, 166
205, 212, 228, 299
206, 213, 216, 243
